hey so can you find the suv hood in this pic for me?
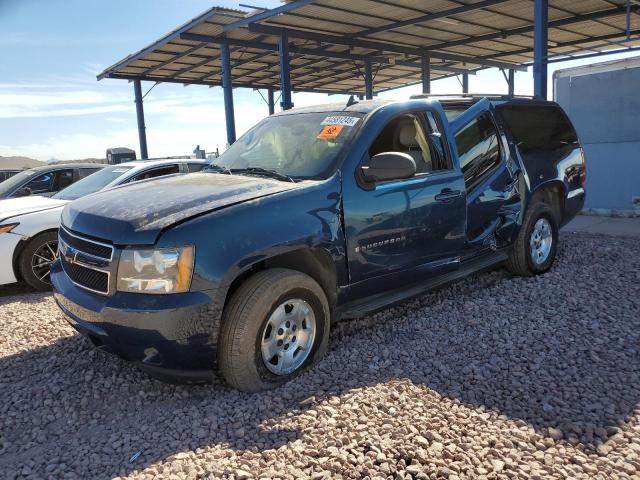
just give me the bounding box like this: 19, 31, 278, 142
0, 196, 68, 223
61, 173, 301, 245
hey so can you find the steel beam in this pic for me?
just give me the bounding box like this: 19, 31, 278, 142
421, 54, 431, 94
245, 25, 527, 72
107, 73, 360, 96
533, 0, 549, 99
223, 0, 317, 31
462, 73, 469, 94
180, 33, 473, 75
428, 5, 636, 51
267, 87, 275, 115
279, 32, 293, 110
133, 80, 148, 159
220, 43, 236, 145
508, 69, 515, 97
351, 0, 510, 38
364, 60, 373, 99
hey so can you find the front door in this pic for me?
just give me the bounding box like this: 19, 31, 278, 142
342, 109, 466, 298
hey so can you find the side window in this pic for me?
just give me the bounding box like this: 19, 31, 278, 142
130, 164, 180, 182
369, 113, 434, 174
78, 168, 101, 179
187, 163, 206, 173
24, 172, 54, 194
54, 169, 75, 191
455, 113, 501, 190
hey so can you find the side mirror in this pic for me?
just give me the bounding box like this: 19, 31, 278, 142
360, 152, 416, 183
14, 187, 32, 198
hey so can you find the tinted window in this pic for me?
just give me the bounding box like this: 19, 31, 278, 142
187, 163, 206, 173
54, 169, 75, 191
131, 164, 180, 182
497, 104, 577, 152
78, 167, 102, 179
25, 172, 55, 194
455, 112, 501, 189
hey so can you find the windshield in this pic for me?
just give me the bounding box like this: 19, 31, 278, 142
54, 165, 133, 200
0, 169, 35, 196
212, 112, 362, 179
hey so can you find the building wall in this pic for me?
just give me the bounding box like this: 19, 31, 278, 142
555, 58, 640, 211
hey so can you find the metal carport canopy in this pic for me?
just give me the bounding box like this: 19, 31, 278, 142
97, 0, 640, 154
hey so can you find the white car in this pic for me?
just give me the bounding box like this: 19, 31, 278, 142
0, 158, 209, 290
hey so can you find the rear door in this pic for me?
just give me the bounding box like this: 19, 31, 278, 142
342, 108, 466, 298
450, 100, 519, 250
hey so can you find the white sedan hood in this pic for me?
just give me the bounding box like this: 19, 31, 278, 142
0, 196, 69, 223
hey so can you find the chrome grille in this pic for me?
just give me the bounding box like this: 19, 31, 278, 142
58, 228, 113, 295
59, 226, 113, 260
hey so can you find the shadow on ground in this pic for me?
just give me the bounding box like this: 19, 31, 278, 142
1, 233, 639, 478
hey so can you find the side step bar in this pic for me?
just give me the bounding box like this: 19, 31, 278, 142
340, 249, 508, 319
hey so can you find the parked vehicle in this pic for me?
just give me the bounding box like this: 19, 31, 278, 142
51, 97, 586, 391
106, 147, 136, 165
0, 164, 103, 199
0, 159, 208, 290
0, 169, 23, 182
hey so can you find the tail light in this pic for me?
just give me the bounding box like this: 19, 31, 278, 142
580, 147, 587, 189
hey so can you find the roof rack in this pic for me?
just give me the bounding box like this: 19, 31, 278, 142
410, 93, 536, 100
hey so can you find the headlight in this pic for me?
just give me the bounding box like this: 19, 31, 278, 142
0, 223, 19, 234
117, 246, 194, 294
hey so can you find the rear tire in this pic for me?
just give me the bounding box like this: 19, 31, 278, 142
218, 268, 330, 392
506, 202, 558, 276
18, 231, 58, 291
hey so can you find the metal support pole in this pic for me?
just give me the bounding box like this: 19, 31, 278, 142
133, 80, 148, 159
220, 43, 236, 145
364, 60, 373, 100
462, 73, 469, 93
421, 54, 431, 94
267, 87, 275, 115
508, 69, 515, 97
533, 0, 549, 99
279, 32, 293, 110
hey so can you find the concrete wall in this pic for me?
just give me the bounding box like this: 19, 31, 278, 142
555, 58, 640, 212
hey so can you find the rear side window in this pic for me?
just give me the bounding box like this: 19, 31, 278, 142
130, 164, 180, 182
455, 112, 501, 189
497, 104, 577, 152
78, 167, 101, 179
187, 163, 206, 173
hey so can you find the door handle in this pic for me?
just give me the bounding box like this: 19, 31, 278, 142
435, 188, 462, 202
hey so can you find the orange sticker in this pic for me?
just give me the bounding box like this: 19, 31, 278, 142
317, 124, 344, 140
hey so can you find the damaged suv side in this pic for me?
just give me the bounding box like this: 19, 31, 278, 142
51, 96, 585, 392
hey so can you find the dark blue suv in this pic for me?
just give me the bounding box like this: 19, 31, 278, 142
51, 96, 585, 391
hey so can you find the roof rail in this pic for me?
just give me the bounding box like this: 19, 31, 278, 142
410, 93, 537, 100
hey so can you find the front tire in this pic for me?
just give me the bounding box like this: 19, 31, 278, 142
506, 202, 558, 276
18, 231, 58, 291
218, 268, 330, 392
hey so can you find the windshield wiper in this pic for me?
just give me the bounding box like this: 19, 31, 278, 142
204, 164, 232, 174
231, 167, 296, 183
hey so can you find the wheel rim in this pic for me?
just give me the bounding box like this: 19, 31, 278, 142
31, 240, 58, 284
529, 218, 553, 266
261, 298, 316, 376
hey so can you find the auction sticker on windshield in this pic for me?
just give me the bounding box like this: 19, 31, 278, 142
321, 116, 360, 127
317, 125, 344, 140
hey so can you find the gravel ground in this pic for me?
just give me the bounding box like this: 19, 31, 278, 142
1, 232, 639, 480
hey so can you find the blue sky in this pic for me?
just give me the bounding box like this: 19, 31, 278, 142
1, 0, 638, 161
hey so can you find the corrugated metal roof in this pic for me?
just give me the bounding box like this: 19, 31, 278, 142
98, 1, 640, 95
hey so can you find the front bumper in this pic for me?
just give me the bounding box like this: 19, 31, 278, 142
0, 232, 22, 285
51, 260, 221, 382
